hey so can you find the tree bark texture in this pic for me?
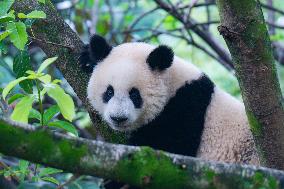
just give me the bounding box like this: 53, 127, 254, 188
216, 0, 284, 169
1, 118, 284, 189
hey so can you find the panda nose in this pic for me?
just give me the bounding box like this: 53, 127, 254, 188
110, 116, 128, 124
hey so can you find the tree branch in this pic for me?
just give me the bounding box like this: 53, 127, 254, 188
153, 0, 234, 71
1, 118, 284, 188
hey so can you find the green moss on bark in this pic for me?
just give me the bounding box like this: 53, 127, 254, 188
247, 110, 262, 136
0, 120, 88, 170
114, 147, 190, 189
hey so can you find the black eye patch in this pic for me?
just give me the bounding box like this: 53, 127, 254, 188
102, 85, 114, 103
129, 87, 143, 109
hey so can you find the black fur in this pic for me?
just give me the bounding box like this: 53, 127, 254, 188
79, 35, 112, 74
129, 75, 215, 157
129, 87, 143, 109
102, 85, 114, 103
146, 45, 174, 71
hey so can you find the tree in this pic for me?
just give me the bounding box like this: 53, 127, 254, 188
216, 0, 284, 169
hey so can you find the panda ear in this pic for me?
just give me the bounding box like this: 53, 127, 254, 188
79, 35, 112, 73
146, 45, 174, 71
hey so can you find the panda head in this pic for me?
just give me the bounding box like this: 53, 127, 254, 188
81, 35, 174, 131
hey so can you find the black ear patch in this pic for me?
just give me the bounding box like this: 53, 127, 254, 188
146, 45, 174, 71
79, 35, 112, 74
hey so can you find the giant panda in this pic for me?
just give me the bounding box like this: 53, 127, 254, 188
80, 34, 260, 165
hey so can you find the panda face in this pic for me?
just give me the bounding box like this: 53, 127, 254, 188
87, 42, 174, 131
101, 84, 143, 130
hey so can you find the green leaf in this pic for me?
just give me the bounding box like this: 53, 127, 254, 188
0, 0, 14, 16
41, 176, 59, 185
6, 21, 28, 50
45, 84, 75, 121
0, 30, 11, 41
11, 95, 35, 123
37, 57, 58, 73
39, 168, 62, 177
52, 79, 61, 84
29, 108, 41, 121
2, 77, 28, 100
37, 0, 45, 4
0, 15, 14, 23
18, 160, 29, 172
18, 10, 46, 19
13, 50, 33, 93
7, 93, 25, 104
48, 121, 78, 136
38, 74, 51, 84
43, 105, 60, 125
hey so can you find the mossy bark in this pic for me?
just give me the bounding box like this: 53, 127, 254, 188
216, 0, 284, 169
1, 118, 284, 189
12, 0, 127, 143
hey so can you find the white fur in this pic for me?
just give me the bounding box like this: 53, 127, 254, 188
198, 88, 259, 164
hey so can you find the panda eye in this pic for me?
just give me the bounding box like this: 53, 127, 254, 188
129, 87, 143, 109
102, 85, 114, 103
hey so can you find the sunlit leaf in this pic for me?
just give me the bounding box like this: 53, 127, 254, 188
11, 95, 35, 123
39, 167, 62, 177
43, 105, 60, 125
0, 30, 11, 41
38, 74, 51, 84
48, 120, 78, 136
37, 57, 58, 73
2, 77, 28, 100
6, 21, 28, 50
41, 176, 60, 185
14, 50, 33, 93
7, 93, 25, 104
52, 79, 61, 84
45, 84, 75, 121
18, 10, 46, 19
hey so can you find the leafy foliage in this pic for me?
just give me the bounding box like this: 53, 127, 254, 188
2, 56, 76, 129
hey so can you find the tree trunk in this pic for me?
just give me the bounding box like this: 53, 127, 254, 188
216, 0, 284, 169
1, 118, 284, 189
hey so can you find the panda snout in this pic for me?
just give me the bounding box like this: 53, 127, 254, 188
110, 116, 128, 124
